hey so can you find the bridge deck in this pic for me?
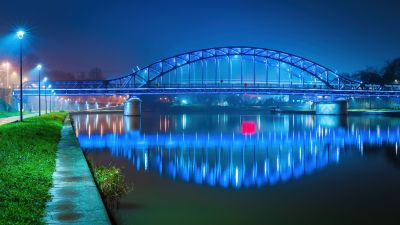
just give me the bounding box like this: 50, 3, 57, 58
15, 86, 400, 97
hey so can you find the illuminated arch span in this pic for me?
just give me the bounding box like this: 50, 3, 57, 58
108, 46, 360, 89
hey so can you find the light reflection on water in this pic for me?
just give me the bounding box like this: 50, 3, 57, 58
73, 113, 400, 188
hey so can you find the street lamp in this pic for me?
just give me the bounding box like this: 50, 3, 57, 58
43, 77, 47, 114
46, 84, 51, 114
37, 64, 42, 116
16, 29, 25, 121
50, 90, 55, 112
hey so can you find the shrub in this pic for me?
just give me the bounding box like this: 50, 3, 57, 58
90, 163, 132, 208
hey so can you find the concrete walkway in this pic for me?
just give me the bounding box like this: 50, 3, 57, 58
0, 113, 38, 125
44, 117, 111, 224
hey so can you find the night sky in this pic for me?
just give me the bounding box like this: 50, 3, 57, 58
0, 0, 399, 78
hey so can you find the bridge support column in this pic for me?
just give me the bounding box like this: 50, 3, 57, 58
315, 100, 347, 115
124, 96, 142, 116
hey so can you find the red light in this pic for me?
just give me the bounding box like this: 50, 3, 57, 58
242, 121, 256, 135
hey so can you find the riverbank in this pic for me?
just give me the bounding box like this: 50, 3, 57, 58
0, 111, 19, 118
0, 112, 66, 224
44, 117, 111, 224
0, 111, 33, 118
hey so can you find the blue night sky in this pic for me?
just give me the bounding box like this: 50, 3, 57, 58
0, 0, 399, 77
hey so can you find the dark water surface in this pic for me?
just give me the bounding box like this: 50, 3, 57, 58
72, 112, 400, 225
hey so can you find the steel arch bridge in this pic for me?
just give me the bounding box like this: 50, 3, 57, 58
108, 46, 359, 89
16, 46, 400, 96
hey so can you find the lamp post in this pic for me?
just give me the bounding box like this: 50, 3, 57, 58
37, 64, 42, 116
43, 77, 47, 114
16, 30, 25, 121
50, 90, 54, 113
46, 84, 51, 114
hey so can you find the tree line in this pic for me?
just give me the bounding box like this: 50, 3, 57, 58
350, 58, 400, 85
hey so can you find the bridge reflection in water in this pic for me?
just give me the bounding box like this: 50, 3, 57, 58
73, 113, 400, 188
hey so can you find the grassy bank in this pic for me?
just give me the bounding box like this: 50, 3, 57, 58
0, 111, 21, 118
0, 112, 66, 224
0, 111, 35, 118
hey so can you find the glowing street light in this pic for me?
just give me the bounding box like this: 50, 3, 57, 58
43, 78, 48, 114
16, 30, 25, 40
44, 83, 52, 114
37, 64, 42, 116
16, 29, 25, 121
49, 90, 55, 113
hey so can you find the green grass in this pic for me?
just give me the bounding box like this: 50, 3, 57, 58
0, 111, 20, 118
0, 111, 34, 118
0, 112, 67, 225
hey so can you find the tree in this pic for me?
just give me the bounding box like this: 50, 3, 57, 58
382, 58, 400, 84
353, 68, 383, 85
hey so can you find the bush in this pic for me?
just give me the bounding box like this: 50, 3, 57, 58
90, 163, 132, 208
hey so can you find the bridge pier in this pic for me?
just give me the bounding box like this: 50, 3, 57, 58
124, 96, 142, 116
315, 100, 348, 115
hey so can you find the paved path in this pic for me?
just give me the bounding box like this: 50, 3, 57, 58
0, 113, 38, 125
44, 117, 111, 225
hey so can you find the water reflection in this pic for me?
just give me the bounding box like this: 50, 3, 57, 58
73, 113, 400, 188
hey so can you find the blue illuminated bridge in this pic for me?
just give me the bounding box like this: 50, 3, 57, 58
16, 46, 400, 97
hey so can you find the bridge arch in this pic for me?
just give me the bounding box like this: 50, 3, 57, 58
108, 47, 360, 90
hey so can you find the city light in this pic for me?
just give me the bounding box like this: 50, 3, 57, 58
16, 30, 25, 39
37, 64, 42, 70
2, 61, 10, 68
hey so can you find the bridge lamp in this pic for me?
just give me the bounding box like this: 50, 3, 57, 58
16, 29, 25, 121
37, 64, 43, 116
